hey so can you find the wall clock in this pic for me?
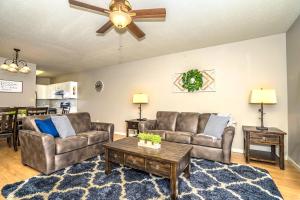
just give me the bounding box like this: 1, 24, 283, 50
95, 81, 104, 92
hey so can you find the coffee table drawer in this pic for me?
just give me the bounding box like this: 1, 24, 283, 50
109, 150, 124, 163
125, 154, 145, 170
146, 160, 170, 177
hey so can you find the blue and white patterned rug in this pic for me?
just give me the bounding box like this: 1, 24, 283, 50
1, 156, 282, 200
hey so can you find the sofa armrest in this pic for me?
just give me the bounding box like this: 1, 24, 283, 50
138, 120, 157, 132
222, 126, 235, 164
91, 122, 114, 142
19, 130, 56, 174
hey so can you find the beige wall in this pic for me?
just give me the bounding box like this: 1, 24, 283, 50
0, 57, 36, 107
54, 34, 288, 153
287, 16, 300, 166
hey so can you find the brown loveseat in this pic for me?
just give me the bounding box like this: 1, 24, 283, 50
139, 111, 235, 164
19, 112, 114, 174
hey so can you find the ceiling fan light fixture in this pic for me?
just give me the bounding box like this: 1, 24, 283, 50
109, 10, 132, 29
69, 0, 166, 39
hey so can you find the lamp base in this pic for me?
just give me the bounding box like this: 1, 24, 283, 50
256, 126, 268, 131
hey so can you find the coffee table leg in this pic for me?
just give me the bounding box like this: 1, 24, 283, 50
183, 154, 191, 179
170, 163, 177, 200
183, 163, 190, 179
105, 148, 111, 175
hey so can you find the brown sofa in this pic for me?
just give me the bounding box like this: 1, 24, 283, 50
19, 112, 114, 174
139, 111, 235, 164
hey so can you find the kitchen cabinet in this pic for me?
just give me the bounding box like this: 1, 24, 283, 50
36, 85, 48, 99
36, 82, 78, 100
47, 84, 57, 99
63, 82, 77, 99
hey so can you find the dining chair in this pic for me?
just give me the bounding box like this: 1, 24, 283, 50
0, 108, 17, 151
48, 108, 57, 114
14, 107, 32, 147
26, 107, 48, 116
62, 107, 70, 114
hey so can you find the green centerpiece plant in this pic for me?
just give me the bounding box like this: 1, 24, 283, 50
137, 133, 162, 149
137, 133, 147, 143
151, 135, 161, 144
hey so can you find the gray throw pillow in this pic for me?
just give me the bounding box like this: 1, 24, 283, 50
51, 115, 76, 138
203, 115, 230, 139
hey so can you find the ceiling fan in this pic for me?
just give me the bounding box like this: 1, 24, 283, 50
69, 0, 166, 39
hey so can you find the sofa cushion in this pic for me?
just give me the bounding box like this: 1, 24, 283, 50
55, 136, 88, 154
192, 134, 222, 148
197, 113, 212, 133
146, 130, 166, 140
204, 115, 230, 138
165, 131, 194, 144
78, 131, 109, 145
156, 111, 179, 131
176, 112, 200, 133
67, 112, 91, 133
51, 115, 76, 138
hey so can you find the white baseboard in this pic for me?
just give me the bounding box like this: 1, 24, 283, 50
114, 132, 126, 136
232, 148, 244, 154
288, 157, 300, 171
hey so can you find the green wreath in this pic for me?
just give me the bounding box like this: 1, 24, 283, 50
182, 69, 203, 92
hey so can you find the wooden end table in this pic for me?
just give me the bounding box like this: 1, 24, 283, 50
103, 137, 192, 200
125, 119, 141, 137
242, 126, 286, 170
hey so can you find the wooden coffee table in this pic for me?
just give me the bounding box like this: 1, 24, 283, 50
103, 137, 192, 200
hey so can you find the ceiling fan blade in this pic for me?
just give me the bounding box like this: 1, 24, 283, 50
127, 22, 145, 38
131, 8, 166, 19
69, 0, 109, 14
96, 21, 114, 33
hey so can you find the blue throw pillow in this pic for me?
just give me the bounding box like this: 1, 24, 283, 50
203, 115, 230, 139
35, 118, 59, 138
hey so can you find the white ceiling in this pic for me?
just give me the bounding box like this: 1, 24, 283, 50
0, 0, 299, 77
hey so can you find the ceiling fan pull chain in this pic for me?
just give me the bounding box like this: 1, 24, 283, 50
118, 34, 123, 64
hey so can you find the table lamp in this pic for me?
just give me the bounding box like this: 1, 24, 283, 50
250, 88, 277, 130
133, 93, 148, 121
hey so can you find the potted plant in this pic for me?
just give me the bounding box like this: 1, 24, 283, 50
146, 134, 153, 146
137, 133, 162, 149
138, 133, 147, 144
151, 135, 161, 149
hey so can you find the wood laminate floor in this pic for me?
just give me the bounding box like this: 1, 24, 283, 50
0, 135, 300, 200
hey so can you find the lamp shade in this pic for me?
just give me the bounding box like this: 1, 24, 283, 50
250, 89, 277, 104
133, 93, 148, 104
